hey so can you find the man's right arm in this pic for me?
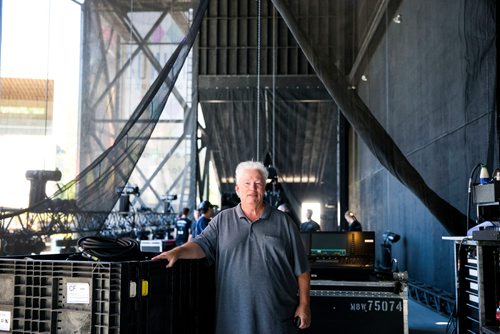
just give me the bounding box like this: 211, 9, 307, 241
152, 241, 205, 268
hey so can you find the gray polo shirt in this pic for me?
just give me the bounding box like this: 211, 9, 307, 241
193, 204, 310, 334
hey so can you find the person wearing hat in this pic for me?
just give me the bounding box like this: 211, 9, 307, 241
153, 161, 311, 333
191, 200, 213, 238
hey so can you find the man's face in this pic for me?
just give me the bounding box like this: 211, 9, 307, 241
235, 169, 266, 206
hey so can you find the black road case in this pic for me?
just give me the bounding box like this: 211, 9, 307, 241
0, 254, 215, 334
303, 280, 408, 334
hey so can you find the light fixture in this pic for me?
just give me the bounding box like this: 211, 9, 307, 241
393, 14, 402, 24
376, 231, 401, 273
115, 184, 140, 195
383, 231, 400, 246
479, 165, 490, 184
361, 75, 368, 81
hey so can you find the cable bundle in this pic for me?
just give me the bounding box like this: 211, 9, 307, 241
77, 236, 141, 261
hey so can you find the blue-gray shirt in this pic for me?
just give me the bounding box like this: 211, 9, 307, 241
193, 204, 310, 334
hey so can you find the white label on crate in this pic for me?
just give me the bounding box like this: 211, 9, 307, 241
469, 294, 479, 304
66, 282, 90, 304
130, 281, 137, 298
469, 282, 478, 291
140, 240, 163, 253
0, 310, 11, 331
468, 269, 478, 277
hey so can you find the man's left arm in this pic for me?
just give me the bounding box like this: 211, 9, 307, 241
295, 271, 311, 329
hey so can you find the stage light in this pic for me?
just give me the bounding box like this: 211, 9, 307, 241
115, 184, 139, 195
165, 194, 178, 201
383, 231, 400, 245
377, 231, 401, 273
161, 194, 178, 214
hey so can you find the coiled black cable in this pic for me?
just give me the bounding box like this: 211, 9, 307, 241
77, 236, 141, 261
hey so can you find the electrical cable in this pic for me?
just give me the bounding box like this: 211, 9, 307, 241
256, 0, 261, 161
272, 5, 276, 167
466, 162, 483, 232
445, 304, 457, 334
447, 237, 468, 334
127, 0, 134, 116
77, 236, 141, 261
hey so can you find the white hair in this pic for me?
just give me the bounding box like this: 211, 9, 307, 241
235, 161, 268, 183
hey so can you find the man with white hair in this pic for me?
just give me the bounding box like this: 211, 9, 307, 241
153, 160, 311, 333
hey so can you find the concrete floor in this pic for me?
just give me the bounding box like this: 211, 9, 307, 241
408, 299, 451, 334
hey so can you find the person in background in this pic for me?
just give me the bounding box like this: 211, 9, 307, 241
300, 209, 321, 232
174, 207, 192, 246
345, 210, 362, 231
153, 161, 311, 333
192, 200, 213, 238
193, 208, 200, 222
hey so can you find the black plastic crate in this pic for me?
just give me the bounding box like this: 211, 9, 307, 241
0, 254, 215, 334
139, 259, 215, 334
0, 254, 140, 334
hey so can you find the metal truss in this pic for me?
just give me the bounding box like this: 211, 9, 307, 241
0, 206, 177, 256
408, 279, 455, 316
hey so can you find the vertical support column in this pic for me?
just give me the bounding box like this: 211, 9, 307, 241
337, 113, 349, 231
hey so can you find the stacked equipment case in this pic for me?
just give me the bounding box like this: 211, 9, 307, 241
0, 254, 215, 334
303, 280, 408, 334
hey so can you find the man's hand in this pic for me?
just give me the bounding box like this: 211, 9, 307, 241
152, 248, 180, 268
294, 303, 311, 329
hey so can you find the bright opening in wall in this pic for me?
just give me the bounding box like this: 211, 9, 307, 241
301, 202, 321, 225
